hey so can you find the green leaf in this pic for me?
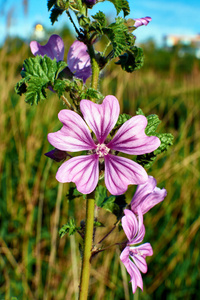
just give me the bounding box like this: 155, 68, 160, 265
15, 55, 67, 105
92, 11, 107, 27
116, 46, 144, 73
59, 218, 80, 238
115, 113, 132, 128
104, 17, 133, 58
136, 109, 174, 168
94, 221, 105, 228
81, 88, 103, 101
54, 79, 68, 98
95, 186, 126, 218
107, 0, 130, 17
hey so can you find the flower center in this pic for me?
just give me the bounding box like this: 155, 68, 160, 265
96, 143, 110, 158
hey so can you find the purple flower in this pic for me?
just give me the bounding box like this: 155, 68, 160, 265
30, 34, 64, 61
30, 35, 91, 82
134, 17, 152, 28
131, 176, 167, 215
120, 209, 153, 294
47, 96, 160, 195
67, 40, 92, 83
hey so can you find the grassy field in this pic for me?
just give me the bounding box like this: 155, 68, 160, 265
0, 39, 200, 300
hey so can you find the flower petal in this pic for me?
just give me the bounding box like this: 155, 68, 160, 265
104, 155, 148, 195
134, 17, 152, 28
67, 40, 92, 82
107, 115, 160, 155
30, 34, 64, 61
130, 262, 143, 293
131, 243, 153, 273
80, 96, 120, 144
48, 110, 96, 152
131, 176, 167, 214
56, 155, 99, 194
132, 253, 148, 273
122, 210, 138, 241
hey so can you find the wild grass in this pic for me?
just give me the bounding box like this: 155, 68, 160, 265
0, 40, 199, 300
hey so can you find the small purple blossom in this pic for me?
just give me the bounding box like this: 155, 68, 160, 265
45, 148, 69, 162
134, 17, 152, 28
48, 96, 160, 195
30, 35, 91, 83
83, 0, 96, 6
131, 176, 167, 215
120, 209, 153, 294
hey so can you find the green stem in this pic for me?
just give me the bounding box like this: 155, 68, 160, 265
79, 193, 95, 300
87, 43, 100, 91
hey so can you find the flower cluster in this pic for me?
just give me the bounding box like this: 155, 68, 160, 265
120, 177, 167, 293
30, 35, 91, 82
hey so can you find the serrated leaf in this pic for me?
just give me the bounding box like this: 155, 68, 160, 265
25, 77, 47, 105
92, 11, 107, 27
136, 109, 174, 168
15, 55, 67, 105
104, 17, 132, 58
115, 113, 132, 128
54, 79, 68, 97
47, 0, 57, 10
107, 0, 130, 17
50, 6, 64, 25
116, 46, 144, 73
59, 218, 80, 238
81, 88, 103, 101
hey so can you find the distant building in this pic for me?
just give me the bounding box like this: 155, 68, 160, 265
164, 34, 200, 58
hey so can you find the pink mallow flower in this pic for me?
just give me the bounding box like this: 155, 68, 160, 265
134, 17, 152, 28
47, 96, 160, 195
131, 176, 167, 215
30, 35, 91, 82
120, 209, 153, 294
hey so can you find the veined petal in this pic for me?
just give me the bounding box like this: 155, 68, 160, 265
48, 110, 96, 152
67, 40, 92, 82
80, 96, 120, 144
122, 210, 138, 241
104, 155, 148, 195
107, 115, 160, 155
129, 260, 143, 293
132, 253, 148, 273
131, 176, 167, 214
56, 155, 99, 194
134, 17, 152, 28
130, 243, 153, 273
30, 34, 64, 61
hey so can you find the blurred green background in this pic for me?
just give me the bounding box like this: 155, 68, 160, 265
0, 31, 200, 300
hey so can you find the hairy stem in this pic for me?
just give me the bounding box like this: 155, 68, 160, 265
79, 193, 95, 300
87, 43, 100, 91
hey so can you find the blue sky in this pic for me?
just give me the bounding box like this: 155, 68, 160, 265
0, 0, 199, 46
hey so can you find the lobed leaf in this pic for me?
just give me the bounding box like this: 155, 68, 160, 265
136, 109, 174, 168
116, 46, 144, 73
15, 55, 68, 105
59, 218, 80, 238
107, 0, 130, 17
